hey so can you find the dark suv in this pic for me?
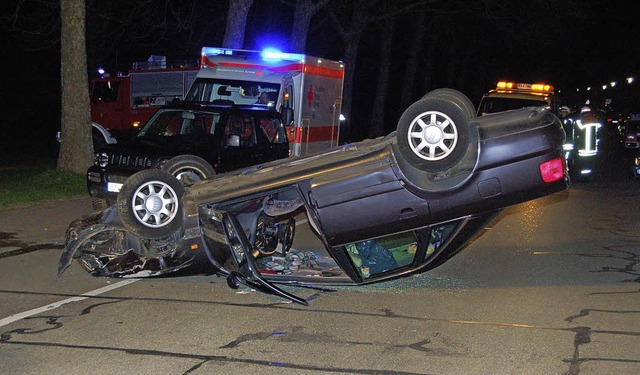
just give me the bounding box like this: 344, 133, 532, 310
87, 101, 289, 209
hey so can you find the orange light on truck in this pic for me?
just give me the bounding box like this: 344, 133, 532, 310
531, 83, 553, 92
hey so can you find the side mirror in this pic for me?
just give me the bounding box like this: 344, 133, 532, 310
281, 107, 294, 125
225, 134, 240, 147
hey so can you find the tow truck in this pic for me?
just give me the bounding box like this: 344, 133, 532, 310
477, 81, 558, 116
185, 47, 345, 157
90, 57, 199, 145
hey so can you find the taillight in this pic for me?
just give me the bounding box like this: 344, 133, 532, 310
539, 157, 565, 183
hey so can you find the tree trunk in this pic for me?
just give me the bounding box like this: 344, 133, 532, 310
289, 0, 329, 53
339, 32, 361, 140
369, 17, 394, 138
58, 0, 93, 174
327, 1, 373, 141
223, 0, 254, 48
398, 11, 431, 117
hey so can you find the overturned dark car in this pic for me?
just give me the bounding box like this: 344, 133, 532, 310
59, 89, 569, 305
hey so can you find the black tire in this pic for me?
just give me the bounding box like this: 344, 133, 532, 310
397, 96, 470, 171
422, 88, 476, 120
161, 155, 216, 185
117, 169, 185, 239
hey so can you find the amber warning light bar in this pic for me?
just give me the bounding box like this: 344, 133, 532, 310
496, 81, 554, 93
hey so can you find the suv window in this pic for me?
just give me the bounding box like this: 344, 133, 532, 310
139, 109, 220, 137
225, 115, 256, 146
258, 117, 287, 143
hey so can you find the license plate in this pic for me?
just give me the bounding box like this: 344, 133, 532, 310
107, 182, 123, 193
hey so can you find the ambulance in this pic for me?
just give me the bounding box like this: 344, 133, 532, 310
477, 81, 558, 116
185, 47, 345, 157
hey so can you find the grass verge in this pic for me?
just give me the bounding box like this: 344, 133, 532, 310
0, 162, 86, 210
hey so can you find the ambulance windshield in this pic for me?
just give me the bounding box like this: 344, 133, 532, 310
185, 78, 280, 107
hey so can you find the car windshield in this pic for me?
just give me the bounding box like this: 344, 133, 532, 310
185, 78, 280, 107
478, 97, 549, 115
138, 109, 220, 137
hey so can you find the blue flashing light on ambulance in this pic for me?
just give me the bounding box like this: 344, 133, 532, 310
185, 47, 345, 157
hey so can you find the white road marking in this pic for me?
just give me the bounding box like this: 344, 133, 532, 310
0, 279, 140, 328
0, 215, 312, 328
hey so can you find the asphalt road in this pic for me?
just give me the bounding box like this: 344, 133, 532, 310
1, 142, 639, 374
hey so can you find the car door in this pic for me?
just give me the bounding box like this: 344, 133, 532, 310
219, 114, 258, 172
219, 212, 310, 305
254, 116, 290, 163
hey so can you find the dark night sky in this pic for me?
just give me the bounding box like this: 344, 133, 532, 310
1, 0, 639, 159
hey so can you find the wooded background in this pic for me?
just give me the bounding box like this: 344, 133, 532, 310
1, 0, 638, 172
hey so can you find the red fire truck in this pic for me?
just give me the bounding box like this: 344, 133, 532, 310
90, 57, 198, 144
186, 47, 345, 157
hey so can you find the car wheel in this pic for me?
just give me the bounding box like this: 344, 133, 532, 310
117, 169, 185, 239
397, 96, 470, 171
278, 218, 296, 254
422, 88, 476, 120
161, 155, 216, 185
254, 213, 278, 255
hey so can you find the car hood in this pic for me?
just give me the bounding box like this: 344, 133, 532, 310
98, 135, 218, 158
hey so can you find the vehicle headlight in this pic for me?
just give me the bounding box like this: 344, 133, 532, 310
95, 152, 109, 168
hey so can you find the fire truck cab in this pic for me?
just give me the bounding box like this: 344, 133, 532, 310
477, 81, 558, 116
185, 47, 345, 157
90, 57, 198, 144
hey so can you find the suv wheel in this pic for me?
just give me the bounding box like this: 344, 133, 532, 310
161, 155, 216, 185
